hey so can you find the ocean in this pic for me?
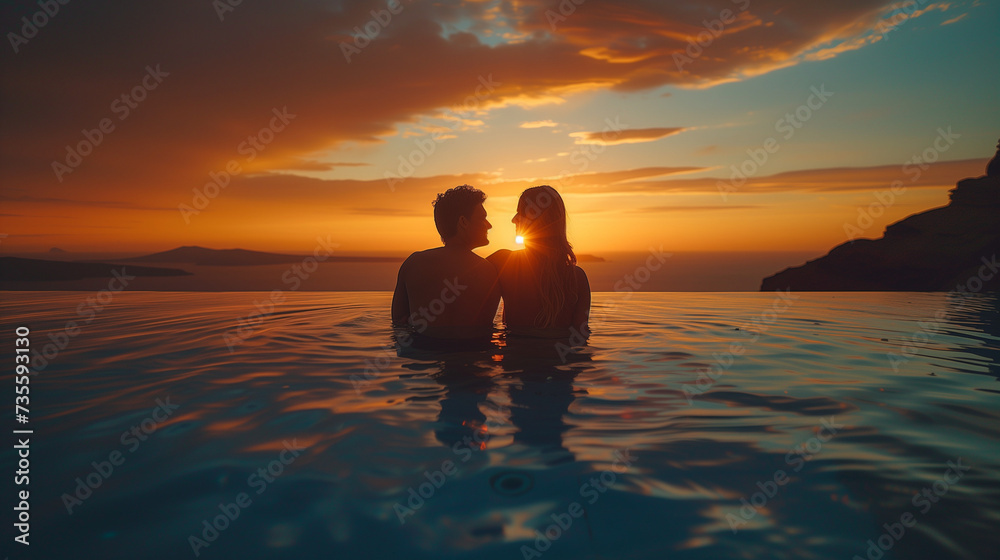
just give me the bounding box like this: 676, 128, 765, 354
2, 291, 998, 559
0, 251, 821, 292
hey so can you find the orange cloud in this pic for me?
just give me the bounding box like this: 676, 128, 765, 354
2, 0, 921, 195
2, 0, 956, 252
571, 127, 686, 145
604, 158, 989, 194
519, 120, 559, 128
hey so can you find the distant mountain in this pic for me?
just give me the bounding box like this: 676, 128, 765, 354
577, 254, 606, 262
48, 247, 68, 253
115, 246, 400, 266
0, 257, 191, 282
761, 174, 1000, 292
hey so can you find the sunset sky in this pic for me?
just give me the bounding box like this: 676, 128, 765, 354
1, 0, 998, 256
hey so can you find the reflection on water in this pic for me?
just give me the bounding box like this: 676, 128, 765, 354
1, 291, 998, 560
415, 333, 593, 466
501, 337, 590, 464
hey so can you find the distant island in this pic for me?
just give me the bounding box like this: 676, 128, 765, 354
118, 246, 605, 265
0, 246, 608, 289
0, 257, 190, 282
762, 146, 1000, 292
111, 246, 402, 266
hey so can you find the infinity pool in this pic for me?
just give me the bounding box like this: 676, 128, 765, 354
3, 291, 998, 559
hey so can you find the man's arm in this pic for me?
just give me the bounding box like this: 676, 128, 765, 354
390, 257, 411, 326
485, 250, 510, 325
475, 258, 503, 326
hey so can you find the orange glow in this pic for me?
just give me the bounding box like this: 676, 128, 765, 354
0, 0, 988, 257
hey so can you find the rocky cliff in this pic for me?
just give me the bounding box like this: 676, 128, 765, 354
761, 174, 1000, 292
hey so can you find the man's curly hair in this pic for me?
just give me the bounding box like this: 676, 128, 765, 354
432, 184, 486, 242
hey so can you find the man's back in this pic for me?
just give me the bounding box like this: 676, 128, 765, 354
391, 247, 500, 338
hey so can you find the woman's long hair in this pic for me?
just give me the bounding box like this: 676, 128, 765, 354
516, 186, 578, 327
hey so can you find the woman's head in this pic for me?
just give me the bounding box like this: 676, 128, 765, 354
512, 186, 578, 326
513, 186, 575, 264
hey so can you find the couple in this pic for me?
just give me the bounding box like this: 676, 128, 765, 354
391, 184, 590, 347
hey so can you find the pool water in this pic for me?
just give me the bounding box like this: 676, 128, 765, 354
2, 291, 999, 559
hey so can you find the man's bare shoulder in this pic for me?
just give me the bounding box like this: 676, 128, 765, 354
401, 248, 444, 267
407, 248, 446, 258
401, 247, 494, 274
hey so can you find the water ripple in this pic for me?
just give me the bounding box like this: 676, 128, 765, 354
1, 291, 998, 559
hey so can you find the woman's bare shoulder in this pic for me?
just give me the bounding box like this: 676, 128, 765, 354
573, 265, 591, 290
486, 249, 514, 267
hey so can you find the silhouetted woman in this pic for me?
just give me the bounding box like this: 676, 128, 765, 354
488, 185, 591, 337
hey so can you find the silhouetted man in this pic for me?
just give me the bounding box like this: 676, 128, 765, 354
391, 185, 500, 344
